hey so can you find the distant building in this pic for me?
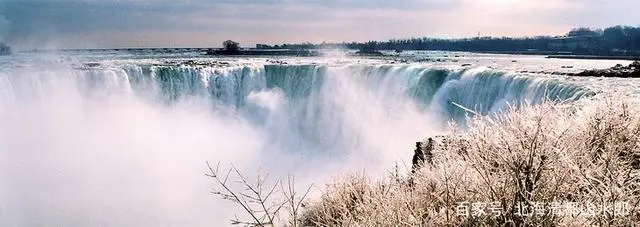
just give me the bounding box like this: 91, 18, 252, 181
548, 36, 600, 52
256, 44, 272, 49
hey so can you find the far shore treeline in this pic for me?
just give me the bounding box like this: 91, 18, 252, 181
262, 25, 640, 56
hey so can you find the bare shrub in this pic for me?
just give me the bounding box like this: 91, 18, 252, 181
206, 162, 312, 226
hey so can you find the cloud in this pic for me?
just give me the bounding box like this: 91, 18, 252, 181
0, 0, 638, 49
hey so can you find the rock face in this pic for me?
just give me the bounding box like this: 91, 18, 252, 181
575, 61, 640, 78
411, 138, 437, 173
411, 142, 425, 174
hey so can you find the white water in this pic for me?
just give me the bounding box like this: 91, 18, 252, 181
0, 53, 597, 226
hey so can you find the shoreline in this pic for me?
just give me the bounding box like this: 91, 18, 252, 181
37, 48, 640, 61
206, 49, 321, 57
474, 50, 640, 61
546, 55, 640, 61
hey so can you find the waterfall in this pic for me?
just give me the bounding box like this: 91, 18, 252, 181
0, 62, 592, 227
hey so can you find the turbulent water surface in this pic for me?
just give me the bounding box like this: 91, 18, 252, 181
0, 51, 634, 226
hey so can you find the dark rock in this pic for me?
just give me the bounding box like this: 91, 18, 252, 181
411, 142, 425, 175
354, 50, 385, 56
267, 59, 287, 65
424, 138, 434, 166
0, 42, 11, 56
574, 61, 640, 78
411, 138, 435, 175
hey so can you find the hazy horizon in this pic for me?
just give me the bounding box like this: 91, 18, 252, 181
1, 0, 639, 49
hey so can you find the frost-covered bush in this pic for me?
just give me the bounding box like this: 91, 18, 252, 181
299, 97, 640, 226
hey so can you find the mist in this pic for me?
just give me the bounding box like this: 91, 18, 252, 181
0, 60, 439, 226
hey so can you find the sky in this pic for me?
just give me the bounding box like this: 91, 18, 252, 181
0, 0, 638, 49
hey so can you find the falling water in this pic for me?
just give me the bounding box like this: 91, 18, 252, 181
0, 59, 592, 226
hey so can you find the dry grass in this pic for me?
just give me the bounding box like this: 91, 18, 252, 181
299, 96, 640, 226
